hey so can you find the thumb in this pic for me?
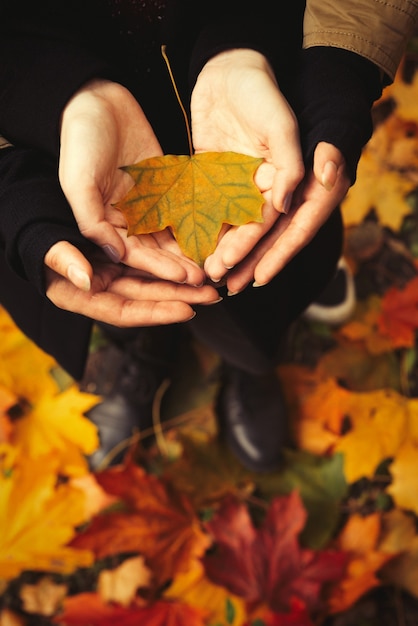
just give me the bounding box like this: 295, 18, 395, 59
44, 241, 93, 291
313, 141, 346, 191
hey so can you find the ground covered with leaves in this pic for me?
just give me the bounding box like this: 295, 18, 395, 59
3, 48, 418, 626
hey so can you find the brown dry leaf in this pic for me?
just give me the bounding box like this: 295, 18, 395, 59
328, 513, 393, 613
98, 556, 151, 607
115, 151, 264, 265
20, 576, 68, 616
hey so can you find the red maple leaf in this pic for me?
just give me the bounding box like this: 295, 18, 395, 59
203, 491, 347, 614
377, 275, 418, 347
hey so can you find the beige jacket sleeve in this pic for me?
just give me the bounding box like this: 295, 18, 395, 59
304, 0, 418, 81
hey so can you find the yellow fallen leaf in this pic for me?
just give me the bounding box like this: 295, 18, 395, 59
12, 385, 100, 474
387, 441, 418, 514
115, 151, 264, 265
0, 455, 93, 580
341, 149, 414, 231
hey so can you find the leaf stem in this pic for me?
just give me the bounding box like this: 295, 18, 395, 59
161, 44, 193, 156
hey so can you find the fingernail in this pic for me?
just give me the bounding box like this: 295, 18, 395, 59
67, 264, 91, 291
321, 161, 338, 191
203, 296, 223, 305
224, 264, 235, 270
102, 244, 121, 263
227, 290, 240, 296
252, 281, 266, 288
282, 192, 292, 214
209, 276, 221, 283
184, 311, 197, 321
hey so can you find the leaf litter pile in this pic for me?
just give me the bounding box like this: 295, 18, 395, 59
3, 49, 418, 626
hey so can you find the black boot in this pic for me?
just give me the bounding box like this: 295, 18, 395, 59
216, 362, 290, 473
81, 324, 179, 470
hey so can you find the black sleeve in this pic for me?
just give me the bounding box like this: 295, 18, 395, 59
286, 47, 384, 185
0, 0, 122, 156
188, 0, 305, 88
0, 146, 97, 293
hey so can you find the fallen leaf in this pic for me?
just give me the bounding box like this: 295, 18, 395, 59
0, 455, 93, 580
70, 462, 210, 586
334, 389, 411, 482
98, 555, 151, 607
341, 149, 414, 231
387, 441, 418, 513
20, 576, 68, 616
327, 513, 394, 613
12, 385, 100, 475
377, 275, 418, 348
203, 491, 347, 613
115, 151, 264, 265
165, 559, 246, 626
53, 594, 207, 626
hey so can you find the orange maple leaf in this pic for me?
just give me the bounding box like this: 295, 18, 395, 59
328, 513, 394, 613
377, 275, 418, 347
115, 151, 264, 265
53, 594, 207, 626
69, 462, 210, 586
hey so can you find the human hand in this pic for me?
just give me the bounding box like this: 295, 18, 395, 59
190, 48, 305, 282
60, 79, 191, 272
219, 142, 350, 294
44, 240, 220, 327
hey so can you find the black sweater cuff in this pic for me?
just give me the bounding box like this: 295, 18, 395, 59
0, 147, 96, 293
288, 47, 383, 184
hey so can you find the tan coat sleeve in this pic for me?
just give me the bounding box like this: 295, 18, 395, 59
304, 0, 418, 81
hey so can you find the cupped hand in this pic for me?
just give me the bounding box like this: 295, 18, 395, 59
44, 241, 220, 327
190, 48, 305, 282
59, 79, 165, 265
221, 142, 351, 294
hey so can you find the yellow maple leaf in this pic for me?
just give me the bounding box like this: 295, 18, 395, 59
387, 440, 418, 514
115, 151, 264, 266
12, 385, 100, 475
341, 148, 414, 231
0, 453, 93, 580
335, 389, 412, 482
379, 56, 418, 120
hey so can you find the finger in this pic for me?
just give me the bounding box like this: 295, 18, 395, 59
44, 241, 93, 291
204, 197, 278, 280
116, 224, 207, 285
313, 142, 346, 191
109, 275, 220, 304
65, 183, 127, 263
267, 107, 305, 211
